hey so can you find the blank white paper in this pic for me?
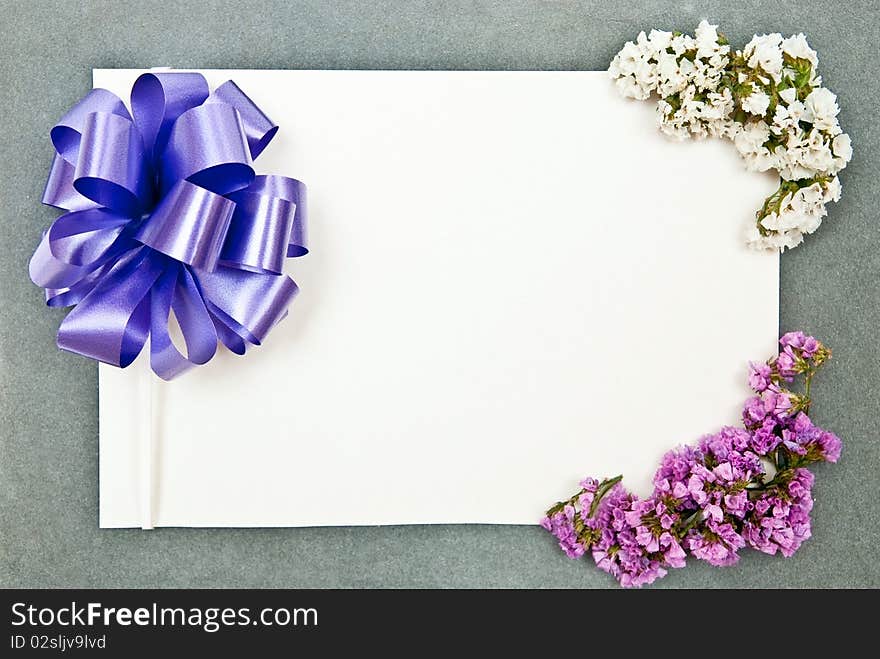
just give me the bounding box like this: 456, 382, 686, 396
97, 69, 779, 528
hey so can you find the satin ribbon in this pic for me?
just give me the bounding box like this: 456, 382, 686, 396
30, 72, 308, 379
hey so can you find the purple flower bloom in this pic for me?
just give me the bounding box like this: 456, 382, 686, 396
778, 331, 822, 363
542, 332, 838, 588
589, 485, 635, 578
700, 426, 751, 459
617, 555, 667, 588
713, 462, 734, 482
662, 536, 687, 568
792, 412, 814, 434
687, 472, 709, 505
779, 331, 807, 350
699, 428, 764, 485
704, 502, 723, 522
765, 388, 793, 418
743, 469, 814, 558
577, 478, 600, 513
687, 520, 745, 566
624, 498, 653, 528
814, 428, 842, 463
654, 444, 702, 486
654, 475, 692, 509
583, 485, 686, 588
723, 489, 750, 518
541, 505, 585, 559
792, 423, 843, 463
781, 428, 808, 455
743, 395, 768, 425
749, 420, 781, 455
748, 361, 772, 392
800, 336, 820, 358
765, 412, 842, 464
579, 477, 600, 491
775, 348, 798, 380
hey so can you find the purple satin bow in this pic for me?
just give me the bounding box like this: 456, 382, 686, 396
29, 72, 308, 380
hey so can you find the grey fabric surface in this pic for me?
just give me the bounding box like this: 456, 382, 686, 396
1, 0, 877, 588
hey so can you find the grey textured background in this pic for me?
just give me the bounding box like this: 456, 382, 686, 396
1, 0, 877, 588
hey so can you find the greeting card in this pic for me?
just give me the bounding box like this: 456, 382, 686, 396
90, 68, 779, 528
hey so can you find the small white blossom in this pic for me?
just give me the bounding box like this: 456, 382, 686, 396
794, 130, 835, 174
778, 88, 797, 105
694, 20, 727, 59
742, 89, 771, 116
655, 53, 688, 97
803, 87, 840, 132
733, 121, 770, 154
832, 133, 853, 162
744, 33, 784, 82
670, 34, 694, 57
615, 75, 647, 100
646, 29, 673, 52
781, 33, 818, 66
747, 227, 805, 251
772, 99, 806, 134
824, 176, 842, 202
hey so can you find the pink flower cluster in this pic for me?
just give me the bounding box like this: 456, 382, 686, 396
541, 332, 840, 587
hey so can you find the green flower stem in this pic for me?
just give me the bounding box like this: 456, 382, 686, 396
804, 372, 813, 415
589, 475, 623, 518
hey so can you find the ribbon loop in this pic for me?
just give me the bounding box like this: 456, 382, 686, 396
30, 230, 93, 291
135, 180, 235, 272
44, 260, 117, 309
50, 88, 130, 165
131, 72, 210, 163
246, 175, 308, 257
210, 310, 249, 354
206, 80, 278, 159
42, 154, 99, 211
56, 248, 165, 367
73, 112, 150, 216
196, 266, 298, 345
149, 264, 218, 380
45, 209, 131, 268
160, 102, 254, 196
29, 208, 131, 289
220, 189, 295, 274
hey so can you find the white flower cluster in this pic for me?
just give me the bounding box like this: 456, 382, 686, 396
608, 21, 852, 251
609, 21, 733, 139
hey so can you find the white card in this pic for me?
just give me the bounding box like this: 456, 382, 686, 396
97, 69, 778, 528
